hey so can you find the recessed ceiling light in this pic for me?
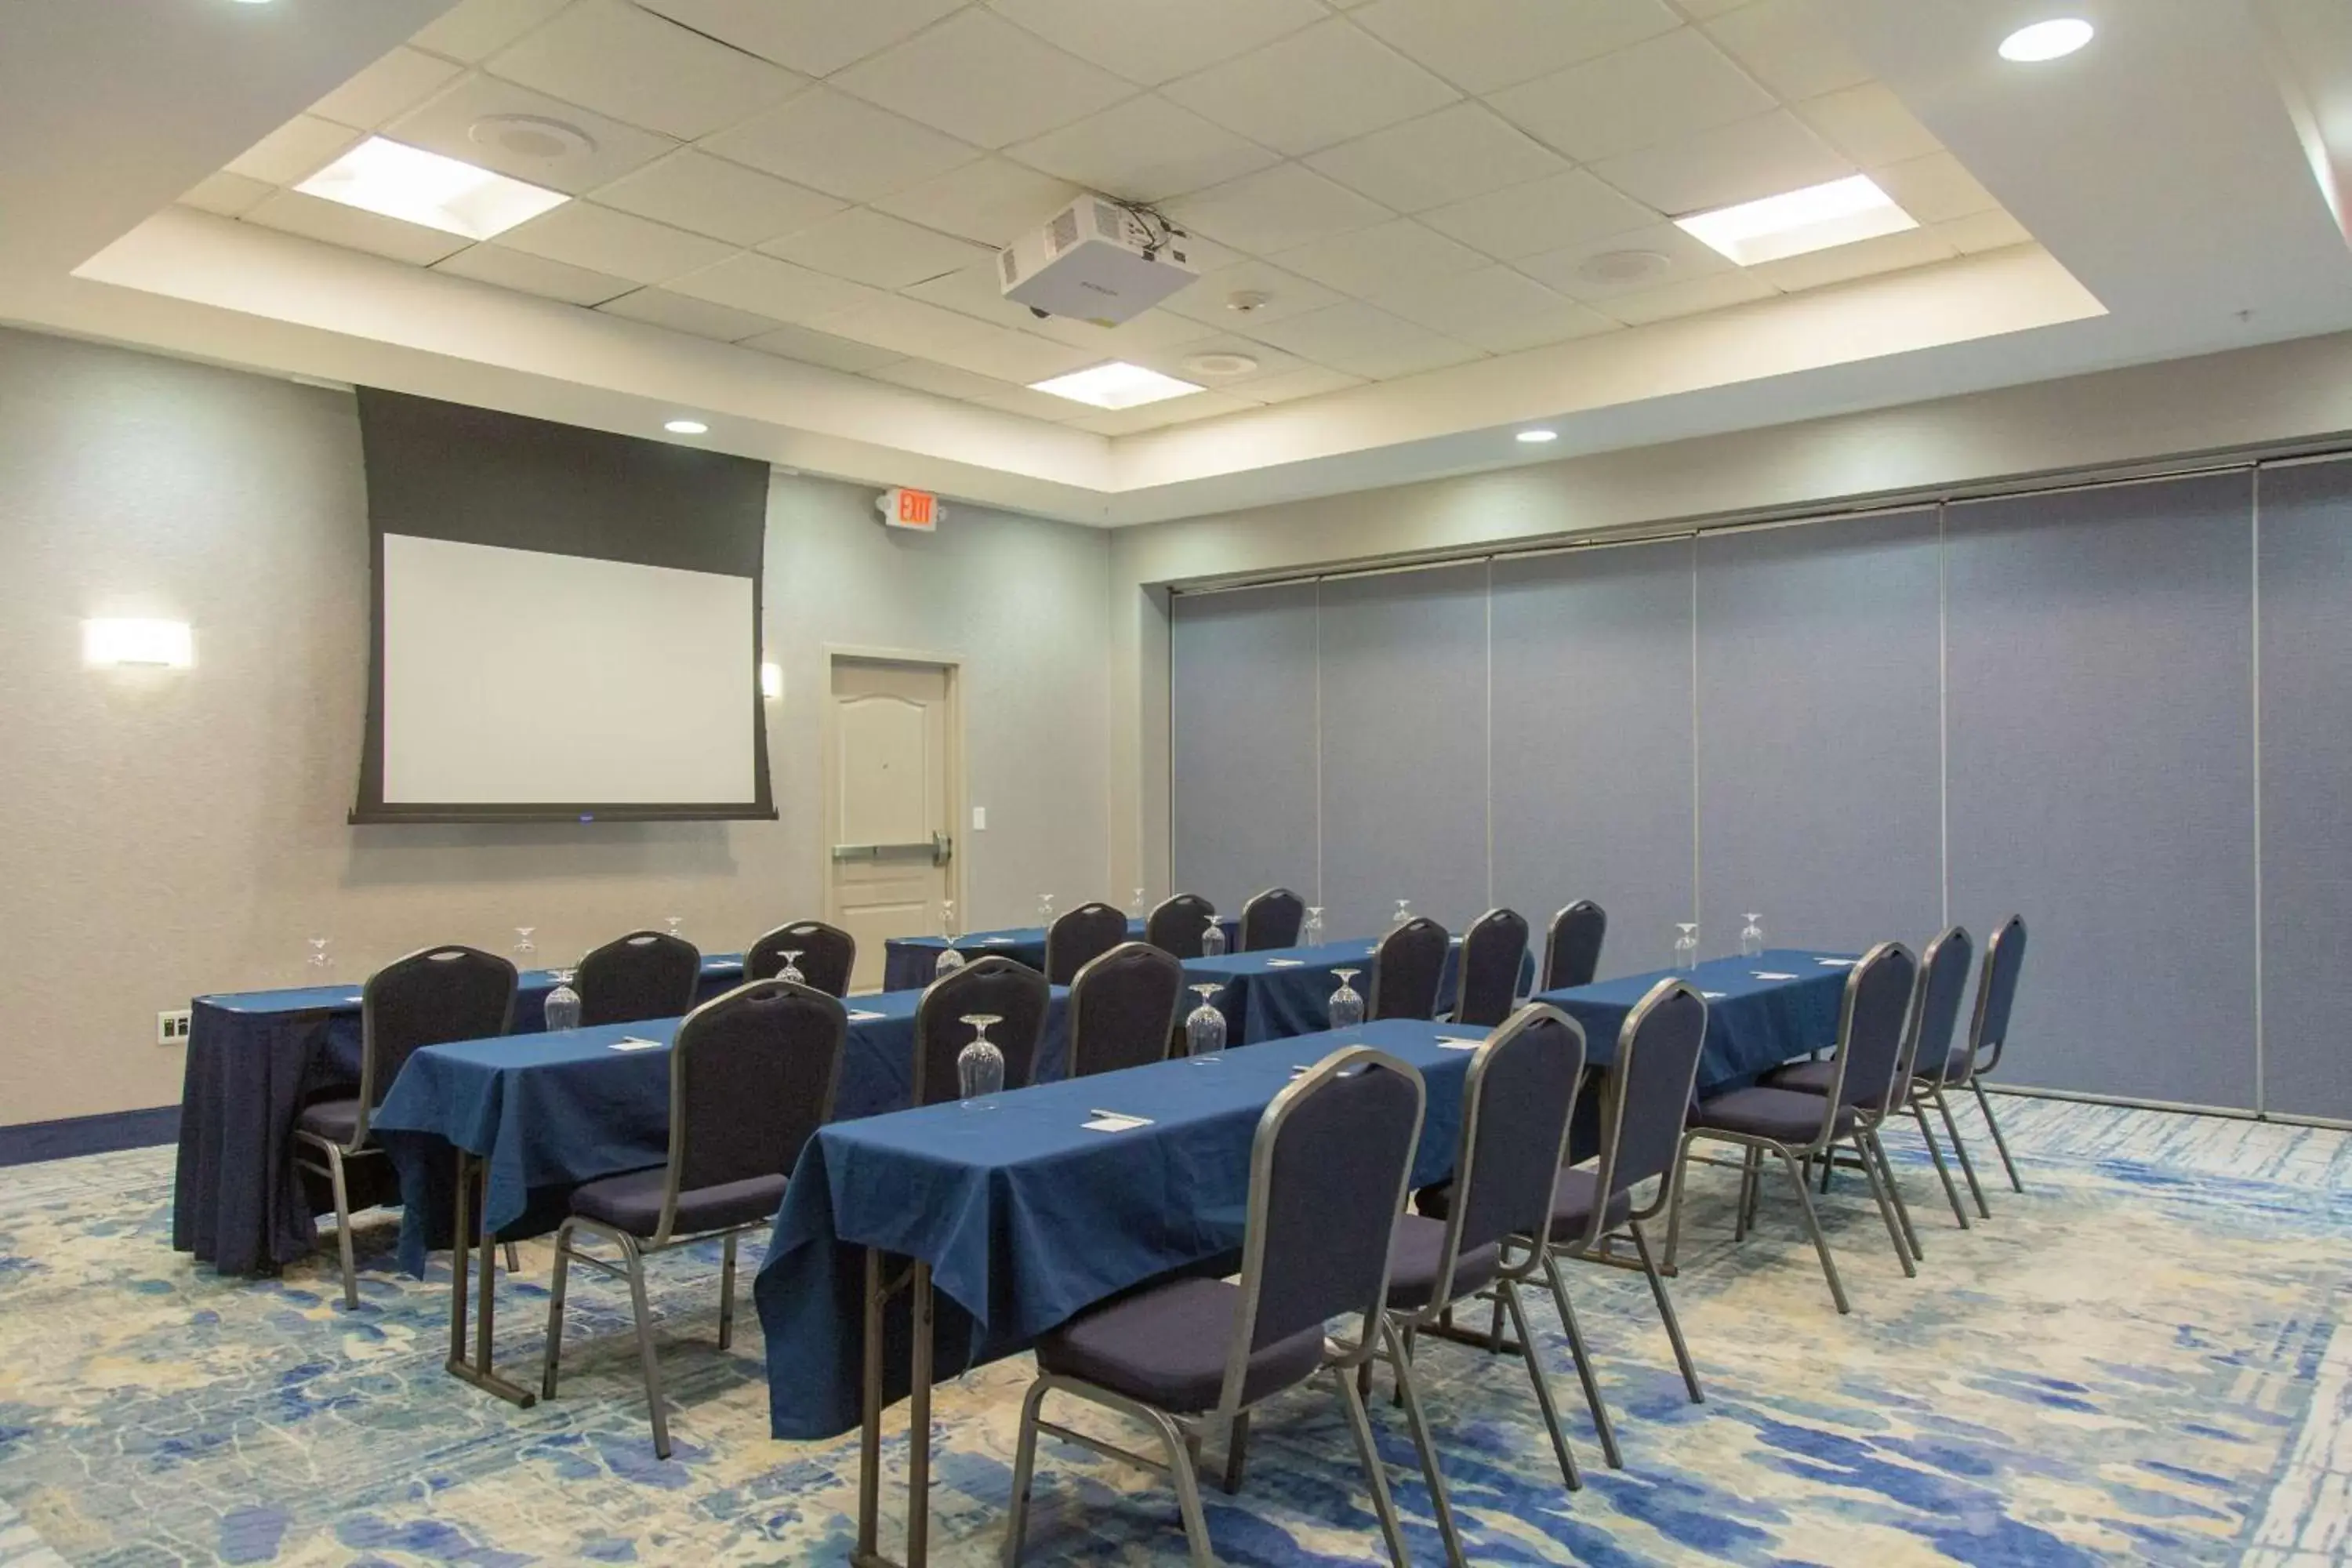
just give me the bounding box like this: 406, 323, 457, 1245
664, 419, 710, 435
1030, 361, 1204, 411
295, 136, 568, 240
1999, 18, 2093, 62
1516, 429, 1559, 444
1182, 351, 1259, 378
1675, 174, 1917, 267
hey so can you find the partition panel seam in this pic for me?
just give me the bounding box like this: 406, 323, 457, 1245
2250, 467, 2265, 1116
1485, 558, 1495, 912
1313, 583, 1324, 910
1938, 503, 1951, 928
1690, 536, 1702, 936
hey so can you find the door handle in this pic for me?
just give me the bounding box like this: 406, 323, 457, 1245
831, 839, 946, 862
931, 831, 953, 867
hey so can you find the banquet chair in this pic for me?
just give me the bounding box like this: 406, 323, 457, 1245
910, 956, 1050, 1107
746, 920, 855, 998
1067, 942, 1184, 1079
1004, 1046, 1426, 1568
292, 945, 517, 1309
540, 978, 844, 1459
1145, 892, 1219, 959
1541, 901, 1608, 991
1453, 907, 1530, 1027
1237, 887, 1306, 951
1927, 914, 2030, 1206
575, 930, 702, 1026
1666, 942, 1917, 1314
1370, 916, 1449, 1022
1044, 901, 1128, 985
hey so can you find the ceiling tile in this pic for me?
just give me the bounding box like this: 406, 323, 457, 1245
760, 209, 992, 289
902, 261, 1059, 330
1241, 300, 1483, 378
1602, 267, 1775, 325
432, 242, 636, 303
224, 115, 358, 185
1751, 225, 1955, 292
1420, 169, 1657, 260
1161, 257, 1345, 326
923, 324, 1094, 383
832, 10, 1135, 149
1668, 0, 1751, 16
595, 151, 844, 247
1025, 307, 1219, 357
1936, 208, 2033, 254
496, 201, 738, 282
703, 86, 981, 201
597, 286, 785, 341
971, 385, 1103, 421
1304, 103, 1572, 216
1126, 332, 1312, 389
1591, 109, 1849, 215
1488, 27, 1773, 164
1351, 0, 1681, 94
1700, 0, 1873, 102
310, 47, 466, 130
485, 0, 807, 142
241, 190, 470, 265
866, 359, 1018, 399
667, 251, 889, 321
1514, 220, 1731, 300
1160, 19, 1459, 158
408, 0, 572, 64
1272, 219, 1486, 296
179, 171, 274, 219
387, 73, 677, 194
1795, 82, 1941, 169
1873, 151, 1998, 223
871, 157, 1079, 246
1004, 95, 1279, 205
637, 0, 965, 78
986, 0, 1328, 87
1367, 265, 1617, 352
1162, 163, 1392, 255
810, 292, 1022, 356
741, 322, 907, 373
1068, 390, 1260, 435
1234, 364, 1366, 402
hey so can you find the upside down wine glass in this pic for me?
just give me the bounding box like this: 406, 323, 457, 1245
956, 1014, 1004, 1106
1328, 967, 1365, 1029
778, 949, 806, 985
1037, 893, 1055, 926
1740, 912, 1766, 959
1674, 923, 1700, 971
1185, 983, 1227, 1062
514, 927, 538, 967
305, 937, 333, 985
936, 900, 966, 978
664, 915, 684, 942
1303, 906, 1326, 946
1392, 898, 1413, 929
1200, 915, 1227, 957
543, 963, 583, 1032
1128, 887, 1147, 920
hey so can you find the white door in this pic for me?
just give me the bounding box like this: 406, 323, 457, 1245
826, 658, 956, 992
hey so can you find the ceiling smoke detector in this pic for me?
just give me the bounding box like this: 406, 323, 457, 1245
1225, 289, 1272, 314
469, 114, 597, 164
1182, 351, 1259, 377
1576, 249, 1673, 287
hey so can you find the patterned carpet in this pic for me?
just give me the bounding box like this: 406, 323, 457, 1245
1, 1094, 2346, 1566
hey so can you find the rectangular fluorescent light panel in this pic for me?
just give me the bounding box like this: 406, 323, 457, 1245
1029, 361, 1203, 410
1675, 175, 1917, 267
85, 619, 193, 667
295, 136, 568, 241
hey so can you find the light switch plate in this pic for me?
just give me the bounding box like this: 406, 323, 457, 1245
972, 806, 986, 830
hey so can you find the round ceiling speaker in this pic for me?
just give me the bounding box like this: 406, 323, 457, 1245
468, 114, 597, 163
1182, 351, 1259, 377
1575, 249, 1673, 286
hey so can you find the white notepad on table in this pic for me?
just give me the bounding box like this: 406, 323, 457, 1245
1083, 1112, 1152, 1133
847, 1010, 884, 1022
608, 1036, 664, 1052
1751, 971, 1798, 982
1436, 1036, 1485, 1051
1265, 958, 1305, 968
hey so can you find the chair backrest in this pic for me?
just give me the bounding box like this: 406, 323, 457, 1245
1421, 1004, 1585, 1308
1903, 924, 1976, 1095
1219, 1046, 1425, 1417
1238, 887, 1305, 951
1369, 916, 1449, 1021
657, 978, 846, 1243
1067, 941, 1184, 1078
1454, 907, 1530, 1027
1044, 901, 1127, 985
355, 945, 517, 1127
1541, 900, 1607, 991
1809, 942, 1917, 1138
575, 930, 702, 1027
911, 955, 1051, 1107
1145, 892, 1218, 958
1963, 913, 2028, 1080
1580, 978, 1709, 1243
746, 920, 856, 998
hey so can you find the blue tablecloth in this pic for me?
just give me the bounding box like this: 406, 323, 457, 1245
369, 985, 1070, 1275
172, 957, 746, 1276
756, 1018, 1494, 1441
1536, 949, 1853, 1095
1180, 937, 1532, 1044
884, 916, 1239, 993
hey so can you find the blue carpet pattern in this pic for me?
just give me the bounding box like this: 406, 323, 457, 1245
0, 1094, 2346, 1565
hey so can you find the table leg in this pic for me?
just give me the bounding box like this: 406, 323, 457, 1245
442, 1149, 538, 1409
852, 1251, 936, 1568
858, 1248, 884, 1564
909, 1261, 933, 1566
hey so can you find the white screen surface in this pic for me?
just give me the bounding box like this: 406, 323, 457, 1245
381, 533, 757, 805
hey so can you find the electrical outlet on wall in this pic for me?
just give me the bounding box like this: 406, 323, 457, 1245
158, 1008, 191, 1046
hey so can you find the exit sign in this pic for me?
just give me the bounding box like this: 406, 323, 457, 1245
877, 487, 944, 532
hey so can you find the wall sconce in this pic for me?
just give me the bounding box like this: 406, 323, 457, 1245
85, 619, 194, 668
760, 662, 783, 701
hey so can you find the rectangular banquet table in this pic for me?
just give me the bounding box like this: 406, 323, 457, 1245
171, 954, 745, 1276
1180, 935, 1530, 1044
882, 916, 1237, 992
1536, 949, 1856, 1095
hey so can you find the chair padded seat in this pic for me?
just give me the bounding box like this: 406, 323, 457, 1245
1385, 1214, 1501, 1312
568, 1166, 786, 1239
1759, 1060, 1912, 1104
296, 1098, 364, 1145
1691, 1086, 1853, 1144
1415, 1166, 1633, 1247
1036, 1276, 1327, 1414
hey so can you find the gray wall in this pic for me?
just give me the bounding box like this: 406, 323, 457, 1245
0, 325, 1112, 1127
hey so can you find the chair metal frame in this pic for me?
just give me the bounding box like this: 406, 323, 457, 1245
539, 978, 846, 1460
1541, 900, 1608, 992
1870, 925, 1983, 1231
291, 944, 517, 1309
1064, 940, 1185, 1079
1451, 906, 1530, 1027
1909, 915, 2028, 1212
909, 954, 1050, 1107
1004, 1046, 1428, 1568
746, 919, 858, 998
1042, 901, 1128, 985
1144, 892, 1219, 959
575, 928, 702, 1025
1236, 887, 1306, 952
1369, 916, 1449, 1022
